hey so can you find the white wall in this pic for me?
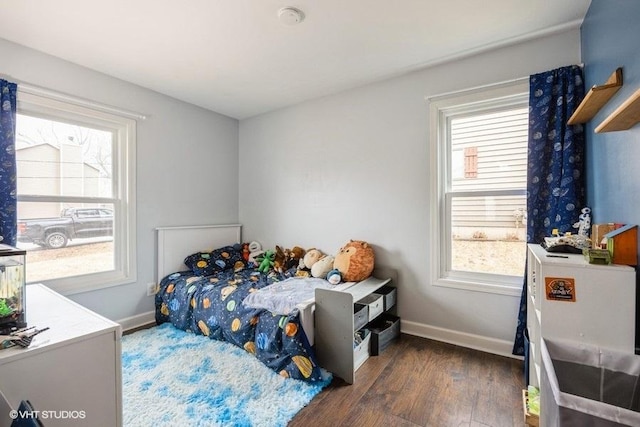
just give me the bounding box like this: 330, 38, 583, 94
0, 38, 239, 324
0, 27, 582, 351
239, 29, 582, 356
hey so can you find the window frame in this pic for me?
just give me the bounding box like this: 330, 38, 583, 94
16, 90, 137, 295
428, 80, 528, 296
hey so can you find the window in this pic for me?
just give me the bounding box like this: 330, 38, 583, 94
429, 81, 528, 295
16, 90, 136, 294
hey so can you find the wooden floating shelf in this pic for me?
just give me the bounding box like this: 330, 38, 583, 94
567, 68, 623, 125
596, 88, 640, 133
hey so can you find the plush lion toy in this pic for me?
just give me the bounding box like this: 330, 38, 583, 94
333, 240, 375, 282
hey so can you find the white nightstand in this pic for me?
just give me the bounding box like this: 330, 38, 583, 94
0, 284, 122, 427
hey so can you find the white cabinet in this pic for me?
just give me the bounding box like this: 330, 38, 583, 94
526, 244, 636, 387
315, 272, 396, 384
0, 284, 122, 427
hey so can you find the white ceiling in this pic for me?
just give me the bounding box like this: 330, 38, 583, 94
0, 0, 591, 119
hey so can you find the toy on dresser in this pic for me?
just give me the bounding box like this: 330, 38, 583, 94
573, 207, 591, 237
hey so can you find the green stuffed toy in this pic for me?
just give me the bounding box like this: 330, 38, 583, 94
258, 249, 275, 273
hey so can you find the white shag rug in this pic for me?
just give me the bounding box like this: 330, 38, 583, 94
121, 323, 331, 427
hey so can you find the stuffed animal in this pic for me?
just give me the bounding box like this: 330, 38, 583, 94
303, 248, 324, 269
257, 250, 275, 273
333, 240, 374, 282
295, 248, 323, 277
285, 246, 306, 270
248, 241, 263, 266
271, 245, 306, 273
311, 255, 334, 279
273, 245, 287, 273
326, 268, 342, 285
295, 269, 311, 278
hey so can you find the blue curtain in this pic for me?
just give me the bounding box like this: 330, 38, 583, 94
512, 65, 585, 356
0, 79, 18, 247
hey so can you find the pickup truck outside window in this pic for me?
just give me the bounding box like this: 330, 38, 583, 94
18, 207, 114, 249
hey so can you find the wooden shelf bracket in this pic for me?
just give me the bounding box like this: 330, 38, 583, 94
567, 68, 623, 125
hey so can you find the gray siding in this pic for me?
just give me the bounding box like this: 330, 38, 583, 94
450, 107, 527, 235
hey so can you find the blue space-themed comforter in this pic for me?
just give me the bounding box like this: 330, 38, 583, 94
155, 267, 325, 382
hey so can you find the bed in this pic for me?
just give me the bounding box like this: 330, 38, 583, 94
154, 224, 356, 382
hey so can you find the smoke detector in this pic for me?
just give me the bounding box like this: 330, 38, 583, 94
278, 7, 305, 26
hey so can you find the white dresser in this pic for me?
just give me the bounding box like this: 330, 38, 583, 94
0, 284, 122, 427
526, 243, 636, 387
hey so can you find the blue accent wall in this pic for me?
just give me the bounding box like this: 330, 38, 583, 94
582, 0, 640, 350
582, 0, 640, 226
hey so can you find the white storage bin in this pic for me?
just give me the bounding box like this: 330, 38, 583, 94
541, 338, 640, 427
353, 329, 371, 371
357, 293, 383, 321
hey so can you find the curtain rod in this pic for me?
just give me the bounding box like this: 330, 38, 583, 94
0, 73, 148, 121
425, 76, 529, 102
426, 63, 585, 102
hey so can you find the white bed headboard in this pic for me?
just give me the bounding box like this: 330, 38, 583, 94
156, 224, 242, 283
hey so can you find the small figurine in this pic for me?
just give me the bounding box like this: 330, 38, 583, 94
573, 207, 591, 237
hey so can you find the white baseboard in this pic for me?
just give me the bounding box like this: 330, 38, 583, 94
116, 312, 522, 360
401, 319, 523, 360
118, 311, 155, 332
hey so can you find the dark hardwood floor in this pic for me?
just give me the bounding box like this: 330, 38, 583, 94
289, 334, 525, 427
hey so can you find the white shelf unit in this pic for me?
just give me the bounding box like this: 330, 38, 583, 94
0, 284, 122, 427
526, 244, 636, 388
315, 274, 395, 384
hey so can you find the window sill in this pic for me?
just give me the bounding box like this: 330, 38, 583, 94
433, 276, 522, 297
29, 269, 136, 296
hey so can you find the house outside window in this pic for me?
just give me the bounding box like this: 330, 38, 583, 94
15, 90, 136, 294
429, 81, 528, 295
